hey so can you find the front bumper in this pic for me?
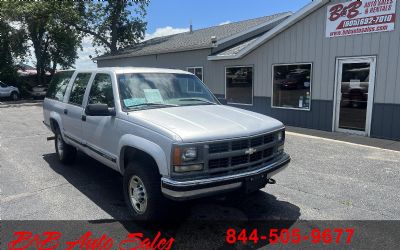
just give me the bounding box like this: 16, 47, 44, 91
161, 153, 290, 200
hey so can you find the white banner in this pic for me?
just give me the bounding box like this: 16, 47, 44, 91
326, 0, 397, 38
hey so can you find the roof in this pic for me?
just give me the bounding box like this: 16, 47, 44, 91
75, 67, 191, 75
208, 0, 328, 60
96, 12, 292, 60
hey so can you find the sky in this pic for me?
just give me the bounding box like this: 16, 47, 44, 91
29, 0, 311, 69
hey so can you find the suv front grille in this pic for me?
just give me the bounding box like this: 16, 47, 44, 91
207, 132, 279, 171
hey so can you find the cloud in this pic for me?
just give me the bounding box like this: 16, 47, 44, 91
75, 36, 104, 69
144, 26, 189, 41
219, 21, 231, 25
25, 26, 189, 69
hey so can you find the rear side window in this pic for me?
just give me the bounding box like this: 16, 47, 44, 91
46, 71, 74, 101
68, 73, 92, 106
88, 74, 115, 107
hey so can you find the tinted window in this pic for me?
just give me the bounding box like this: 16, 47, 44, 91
46, 71, 74, 101
88, 74, 114, 107
226, 67, 253, 105
272, 64, 312, 110
68, 73, 92, 106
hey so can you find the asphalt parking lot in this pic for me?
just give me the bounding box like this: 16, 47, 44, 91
1, 104, 400, 222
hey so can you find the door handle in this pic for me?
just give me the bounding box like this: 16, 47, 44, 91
81, 115, 86, 121
63, 109, 68, 115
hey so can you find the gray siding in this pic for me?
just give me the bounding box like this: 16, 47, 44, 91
98, 0, 400, 104
97, 0, 400, 140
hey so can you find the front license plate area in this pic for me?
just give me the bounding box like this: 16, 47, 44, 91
244, 172, 268, 193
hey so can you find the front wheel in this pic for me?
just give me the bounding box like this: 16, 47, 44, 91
54, 128, 76, 164
123, 162, 170, 220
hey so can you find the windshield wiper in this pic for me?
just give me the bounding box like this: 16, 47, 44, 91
126, 103, 178, 110
177, 98, 216, 105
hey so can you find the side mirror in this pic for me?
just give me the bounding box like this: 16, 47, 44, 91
217, 98, 227, 105
85, 104, 116, 116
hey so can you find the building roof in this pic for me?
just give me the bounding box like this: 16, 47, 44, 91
96, 12, 292, 60
208, 0, 328, 60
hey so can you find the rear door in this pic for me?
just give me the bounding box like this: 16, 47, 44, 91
63, 72, 93, 144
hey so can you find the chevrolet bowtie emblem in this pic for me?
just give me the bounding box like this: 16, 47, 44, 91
245, 148, 257, 155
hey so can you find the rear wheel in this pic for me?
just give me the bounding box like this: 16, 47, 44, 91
123, 161, 170, 220
54, 128, 76, 164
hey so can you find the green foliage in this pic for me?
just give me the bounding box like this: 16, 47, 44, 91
0, 16, 27, 83
67, 0, 150, 54
1, 1, 82, 84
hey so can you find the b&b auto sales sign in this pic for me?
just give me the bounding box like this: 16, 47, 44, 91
326, 0, 397, 38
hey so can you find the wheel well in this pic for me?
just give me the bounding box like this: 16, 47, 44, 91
121, 147, 159, 175
50, 118, 59, 133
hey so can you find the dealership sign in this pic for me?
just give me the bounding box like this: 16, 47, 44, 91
326, 0, 397, 38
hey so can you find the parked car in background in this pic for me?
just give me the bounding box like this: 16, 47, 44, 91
0, 81, 20, 101
31, 85, 48, 99
43, 67, 290, 220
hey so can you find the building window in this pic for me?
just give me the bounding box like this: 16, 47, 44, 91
187, 67, 203, 81
272, 63, 312, 110
225, 66, 253, 105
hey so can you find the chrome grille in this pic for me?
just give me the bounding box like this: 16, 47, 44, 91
207, 132, 279, 171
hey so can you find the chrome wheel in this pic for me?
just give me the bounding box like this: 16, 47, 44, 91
56, 134, 64, 159
129, 175, 148, 214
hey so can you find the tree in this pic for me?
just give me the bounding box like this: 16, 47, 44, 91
67, 0, 150, 55
0, 17, 27, 83
1, 2, 82, 84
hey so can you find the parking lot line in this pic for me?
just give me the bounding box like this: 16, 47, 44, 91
287, 131, 400, 154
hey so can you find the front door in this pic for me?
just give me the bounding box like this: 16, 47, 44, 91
334, 57, 376, 136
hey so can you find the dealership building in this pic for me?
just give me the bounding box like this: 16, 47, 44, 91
97, 0, 400, 141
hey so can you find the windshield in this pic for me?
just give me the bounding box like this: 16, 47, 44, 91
117, 73, 219, 110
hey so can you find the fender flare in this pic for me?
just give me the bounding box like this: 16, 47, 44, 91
118, 134, 168, 176
49, 111, 64, 134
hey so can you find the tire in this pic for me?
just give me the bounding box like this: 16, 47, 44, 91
10, 92, 19, 101
54, 128, 76, 164
123, 161, 170, 220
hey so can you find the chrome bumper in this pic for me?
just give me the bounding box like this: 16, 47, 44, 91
161, 153, 290, 200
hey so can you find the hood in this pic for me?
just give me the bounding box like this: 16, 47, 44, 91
130, 105, 284, 143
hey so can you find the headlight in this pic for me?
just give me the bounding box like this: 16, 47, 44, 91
182, 148, 197, 161
172, 146, 200, 171
277, 130, 285, 141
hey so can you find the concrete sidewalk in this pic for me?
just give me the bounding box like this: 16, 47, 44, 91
286, 126, 400, 152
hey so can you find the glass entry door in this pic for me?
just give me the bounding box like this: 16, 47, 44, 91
335, 57, 376, 136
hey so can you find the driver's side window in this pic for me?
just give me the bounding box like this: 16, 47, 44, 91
88, 73, 115, 107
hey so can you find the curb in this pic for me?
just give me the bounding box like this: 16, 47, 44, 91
0, 101, 43, 108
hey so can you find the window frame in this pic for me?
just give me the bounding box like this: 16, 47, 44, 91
224, 65, 254, 106
186, 66, 204, 94
186, 66, 203, 81
87, 73, 116, 108
66, 72, 93, 107
271, 62, 313, 111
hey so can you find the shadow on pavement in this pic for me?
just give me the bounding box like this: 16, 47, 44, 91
43, 152, 301, 249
